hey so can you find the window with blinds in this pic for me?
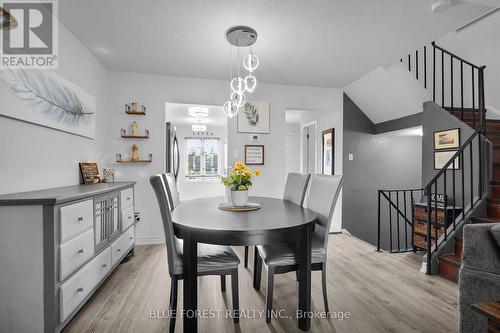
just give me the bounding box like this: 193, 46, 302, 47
185, 137, 220, 177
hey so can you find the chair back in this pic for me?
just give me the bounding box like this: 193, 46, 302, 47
150, 174, 180, 277
283, 173, 311, 206
162, 173, 180, 209
307, 174, 343, 249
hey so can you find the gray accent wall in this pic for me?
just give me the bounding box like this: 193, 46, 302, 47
421, 101, 489, 208
343, 94, 422, 249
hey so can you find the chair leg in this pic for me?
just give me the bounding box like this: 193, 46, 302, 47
231, 268, 240, 323
244, 246, 249, 268
169, 277, 178, 333
296, 270, 299, 281
220, 275, 226, 292
253, 246, 262, 290
266, 266, 275, 323
322, 263, 329, 313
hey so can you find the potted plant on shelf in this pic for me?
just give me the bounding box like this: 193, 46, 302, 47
221, 161, 260, 207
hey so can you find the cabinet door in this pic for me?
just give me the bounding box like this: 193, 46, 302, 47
107, 193, 121, 240
94, 195, 108, 250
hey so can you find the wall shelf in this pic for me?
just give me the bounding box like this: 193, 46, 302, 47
116, 153, 152, 163
120, 129, 149, 139
117, 160, 152, 163
124, 111, 146, 116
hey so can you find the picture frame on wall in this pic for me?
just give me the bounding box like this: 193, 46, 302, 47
245, 145, 264, 165
434, 128, 460, 150
237, 101, 270, 134
322, 128, 335, 175
434, 151, 460, 170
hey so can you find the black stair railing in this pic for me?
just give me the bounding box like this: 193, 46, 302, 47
400, 42, 486, 131
423, 127, 484, 273
377, 189, 423, 253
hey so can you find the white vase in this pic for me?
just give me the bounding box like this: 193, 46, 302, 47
231, 190, 248, 207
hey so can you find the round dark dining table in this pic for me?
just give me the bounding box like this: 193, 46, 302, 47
171, 196, 317, 332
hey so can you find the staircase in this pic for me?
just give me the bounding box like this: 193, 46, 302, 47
377, 41, 494, 282
437, 114, 500, 283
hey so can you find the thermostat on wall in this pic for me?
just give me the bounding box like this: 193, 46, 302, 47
250, 134, 260, 142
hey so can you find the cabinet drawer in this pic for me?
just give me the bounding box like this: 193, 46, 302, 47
60, 247, 111, 322
120, 188, 134, 210
122, 205, 135, 231
60, 229, 95, 280
111, 226, 135, 267
60, 200, 94, 243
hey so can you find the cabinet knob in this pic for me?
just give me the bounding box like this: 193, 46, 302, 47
117, 249, 121, 252
129, 236, 133, 240
77, 217, 84, 222
128, 216, 132, 219
102, 264, 107, 268
126, 197, 131, 200
78, 249, 84, 254
76, 287, 84, 293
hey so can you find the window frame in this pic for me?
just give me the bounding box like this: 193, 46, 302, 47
184, 136, 221, 179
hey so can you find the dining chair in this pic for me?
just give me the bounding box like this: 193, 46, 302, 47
253, 174, 343, 322
150, 174, 240, 332
243, 172, 311, 268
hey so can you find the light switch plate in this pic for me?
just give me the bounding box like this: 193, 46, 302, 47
348, 154, 354, 161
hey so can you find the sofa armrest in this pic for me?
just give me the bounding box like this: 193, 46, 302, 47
462, 223, 500, 275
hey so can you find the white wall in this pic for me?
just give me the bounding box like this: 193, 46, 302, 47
286, 110, 344, 232
436, 12, 500, 115
175, 124, 227, 201
0, 23, 108, 194
105, 71, 343, 244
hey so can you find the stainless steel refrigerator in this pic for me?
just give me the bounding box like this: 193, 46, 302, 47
165, 122, 180, 179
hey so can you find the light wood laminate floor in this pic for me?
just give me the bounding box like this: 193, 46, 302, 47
63, 234, 458, 333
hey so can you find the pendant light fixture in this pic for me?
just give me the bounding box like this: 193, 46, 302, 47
222, 26, 259, 118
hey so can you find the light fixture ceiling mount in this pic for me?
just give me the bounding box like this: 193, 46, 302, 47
226, 26, 257, 47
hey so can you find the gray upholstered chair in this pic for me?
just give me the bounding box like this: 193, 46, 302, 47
253, 174, 343, 322
150, 174, 240, 332
243, 173, 311, 268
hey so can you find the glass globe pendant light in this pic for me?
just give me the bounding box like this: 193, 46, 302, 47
223, 26, 259, 118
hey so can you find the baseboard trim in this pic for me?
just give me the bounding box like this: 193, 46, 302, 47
135, 236, 165, 245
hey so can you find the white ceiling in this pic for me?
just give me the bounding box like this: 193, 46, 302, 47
59, 0, 492, 88
165, 103, 227, 127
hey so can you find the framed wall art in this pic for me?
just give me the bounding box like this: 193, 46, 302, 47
237, 101, 270, 134
434, 151, 460, 170
322, 128, 334, 175
434, 128, 460, 150
0, 68, 96, 139
245, 145, 264, 165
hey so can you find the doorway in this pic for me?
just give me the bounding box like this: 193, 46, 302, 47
301, 121, 317, 174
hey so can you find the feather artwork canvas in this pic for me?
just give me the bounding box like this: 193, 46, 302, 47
0, 68, 96, 139
237, 101, 270, 134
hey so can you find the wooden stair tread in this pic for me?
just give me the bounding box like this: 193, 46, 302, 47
471, 216, 500, 224
438, 254, 461, 267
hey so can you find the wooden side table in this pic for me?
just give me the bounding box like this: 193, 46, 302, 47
472, 301, 500, 333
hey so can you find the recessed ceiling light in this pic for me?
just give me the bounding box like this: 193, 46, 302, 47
188, 106, 209, 117
192, 124, 207, 132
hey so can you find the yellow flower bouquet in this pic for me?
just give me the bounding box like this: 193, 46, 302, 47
221, 162, 260, 206
221, 161, 260, 191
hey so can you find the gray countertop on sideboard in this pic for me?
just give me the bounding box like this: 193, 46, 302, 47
0, 182, 137, 206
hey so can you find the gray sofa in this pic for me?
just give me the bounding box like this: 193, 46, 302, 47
459, 223, 500, 333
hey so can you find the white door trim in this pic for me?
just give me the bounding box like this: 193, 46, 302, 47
300, 120, 318, 174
